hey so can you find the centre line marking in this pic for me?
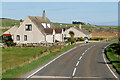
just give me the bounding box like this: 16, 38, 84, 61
76, 61, 80, 66
72, 68, 77, 77
82, 52, 85, 55
79, 56, 82, 60
85, 50, 87, 52
72, 45, 96, 77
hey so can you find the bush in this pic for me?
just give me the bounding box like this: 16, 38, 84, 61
79, 37, 84, 41
68, 37, 75, 44
76, 37, 84, 41
89, 38, 103, 41
2, 37, 16, 47
64, 37, 69, 42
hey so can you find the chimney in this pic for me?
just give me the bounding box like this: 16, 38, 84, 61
79, 23, 82, 29
20, 19, 23, 25
42, 10, 46, 21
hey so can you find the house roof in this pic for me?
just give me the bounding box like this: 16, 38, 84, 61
3, 25, 19, 35
28, 16, 45, 35
28, 16, 56, 35
44, 28, 62, 34
28, 16, 51, 23
28, 16, 62, 35
73, 27, 91, 35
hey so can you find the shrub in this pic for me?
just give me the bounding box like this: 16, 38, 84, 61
79, 37, 84, 41
68, 37, 75, 44
89, 38, 103, 41
2, 37, 16, 47
64, 37, 69, 42
69, 31, 75, 37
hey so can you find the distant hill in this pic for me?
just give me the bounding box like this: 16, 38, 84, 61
0, 18, 20, 27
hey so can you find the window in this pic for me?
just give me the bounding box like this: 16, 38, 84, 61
16, 35, 20, 41
64, 34, 66, 37
24, 35, 27, 41
25, 24, 32, 31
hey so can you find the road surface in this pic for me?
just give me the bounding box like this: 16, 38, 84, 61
27, 41, 119, 80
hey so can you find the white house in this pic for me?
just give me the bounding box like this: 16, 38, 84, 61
64, 24, 92, 39
3, 10, 64, 44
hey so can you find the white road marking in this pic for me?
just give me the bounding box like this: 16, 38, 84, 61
26, 46, 77, 79
31, 76, 70, 78
76, 61, 80, 66
88, 47, 90, 50
82, 52, 85, 55
72, 45, 96, 77
72, 68, 77, 77
79, 56, 82, 60
31, 76, 102, 79
26, 44, 89, 79
26, 43, 94, 79
74, 77, 103, 78
103, 48, 118, 79
85, 50, 87, 52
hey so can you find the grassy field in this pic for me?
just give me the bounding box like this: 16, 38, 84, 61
2, 47, 47, 72
53, 23, 94, 29
0, 18, 20, 27
0, 29, 8, 35
92, 31, 118, 39
2, 45, 74, 78
1, 18, 94, 30
99, 25, 118, 28
106, 43, 120, 74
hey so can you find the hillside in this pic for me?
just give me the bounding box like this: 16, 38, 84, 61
53, 23, 94, 29
0, 18, 95, 30
0, 18, 118, 40
0, 18, 118, 31
0, 18, 20, 27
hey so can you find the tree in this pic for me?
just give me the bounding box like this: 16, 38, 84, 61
69, 31, 74, 38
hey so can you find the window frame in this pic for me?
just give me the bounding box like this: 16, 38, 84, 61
24, 35, 27, 41
25, 24, 32, 31
16, 35, 20, 41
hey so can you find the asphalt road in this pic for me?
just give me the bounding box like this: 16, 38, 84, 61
27, 40, 119, 80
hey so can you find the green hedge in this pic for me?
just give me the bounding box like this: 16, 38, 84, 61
106, 43, 120, 74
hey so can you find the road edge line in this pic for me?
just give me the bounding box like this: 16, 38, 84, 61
25, 44, 87, 79
103, 44, 119, 80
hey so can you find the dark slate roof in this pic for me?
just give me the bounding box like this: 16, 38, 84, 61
74, 27, 91, 35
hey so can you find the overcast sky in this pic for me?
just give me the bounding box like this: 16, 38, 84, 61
2, 2, 118, 25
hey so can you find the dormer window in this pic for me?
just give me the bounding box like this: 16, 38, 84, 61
41, 23, 47, 28
25, 24, 32, 31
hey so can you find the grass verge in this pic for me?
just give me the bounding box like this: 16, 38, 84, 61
105, 43, 120, 74
106, 37, 118, 42
2, 45, 74, 78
